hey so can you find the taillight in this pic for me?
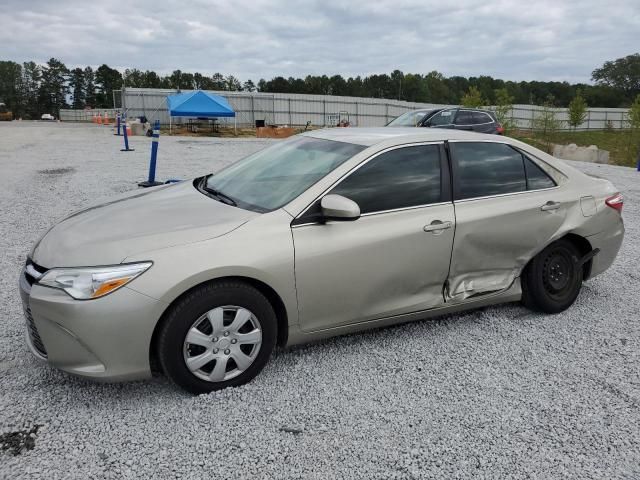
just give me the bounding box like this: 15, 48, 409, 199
605, 193, 623, 213
496, 124, 505, 135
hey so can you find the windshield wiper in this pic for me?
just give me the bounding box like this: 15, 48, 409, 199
201, 179, 237, 207
203, 186, 237, 206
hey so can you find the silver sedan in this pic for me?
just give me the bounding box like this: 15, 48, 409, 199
20, 128, 624, 393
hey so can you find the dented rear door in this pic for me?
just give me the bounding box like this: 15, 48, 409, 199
446, 141, 566, 301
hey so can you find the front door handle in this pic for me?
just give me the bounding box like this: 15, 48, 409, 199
423, 220, 453, 233
540, 201, 561, 211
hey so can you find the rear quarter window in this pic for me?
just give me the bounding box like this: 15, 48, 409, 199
524, 156, 556, 190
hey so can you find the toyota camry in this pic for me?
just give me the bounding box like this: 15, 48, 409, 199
20, 128, 624, 393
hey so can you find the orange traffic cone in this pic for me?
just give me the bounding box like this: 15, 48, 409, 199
97, 113, 102, 125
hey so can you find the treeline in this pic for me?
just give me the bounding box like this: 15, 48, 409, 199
1, 54, 638, 119
258, 70, 634, 109
0, 58, 255, 119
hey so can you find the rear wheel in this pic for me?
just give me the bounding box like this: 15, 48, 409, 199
522, 239, 583, 313
157, 281, 277, 394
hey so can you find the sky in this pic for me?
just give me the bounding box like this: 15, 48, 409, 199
1, 0, 639, 83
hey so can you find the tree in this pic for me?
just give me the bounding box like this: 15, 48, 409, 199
69, 68, 85, 109
628, 94, 640, 129
181, 72, 195, 90
95, 64, 122, 107
194, 72, 210, 90
532, 96, 563, 153
38, 58, 69, 115
592, 53, 640, 100
423, 71, 449, 103
242, 79, 256, 92
493, 87, 514, 132
21, 61, 41, 118
123, 68, 145, 88
168, 70, 183, 90
0, 61, 23, 117
83, 67, 96, 108
211, 73, 226, 90
461, 86, 484, 107
141, 70, 162, 89
567, 89, 588, 130
402, 73, 427, 103
225, 75, 241, 91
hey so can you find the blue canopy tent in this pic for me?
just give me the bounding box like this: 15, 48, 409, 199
166, 90, 236, 133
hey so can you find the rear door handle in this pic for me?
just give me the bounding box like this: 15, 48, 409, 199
423, 220, 453, 233
540, 201, 561, 211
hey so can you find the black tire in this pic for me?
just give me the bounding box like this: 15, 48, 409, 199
521, 239, 583, 314
157, 281, 277, 394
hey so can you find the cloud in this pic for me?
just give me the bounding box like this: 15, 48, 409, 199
0, 0, 638, 82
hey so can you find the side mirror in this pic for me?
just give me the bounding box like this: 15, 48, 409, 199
321, 194, 360, 221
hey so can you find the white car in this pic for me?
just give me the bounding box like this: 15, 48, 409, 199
41, 114, 55, 121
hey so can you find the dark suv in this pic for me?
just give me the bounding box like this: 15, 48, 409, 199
388, 108, 504, 134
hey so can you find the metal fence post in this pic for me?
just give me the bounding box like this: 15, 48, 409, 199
587, 110, 591, 130
323, 100, 326, 126
531, 107, 535, 131
251, 95, 256, 127
288, 98, 292, 126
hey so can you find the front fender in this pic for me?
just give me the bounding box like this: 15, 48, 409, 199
124, 209, 298, 327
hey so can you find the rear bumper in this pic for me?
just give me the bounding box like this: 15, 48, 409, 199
19, 267, 167, 382
585, 218, 624, 279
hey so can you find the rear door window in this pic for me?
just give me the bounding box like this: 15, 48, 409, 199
472, 112, 493, 124
452, 142, 527, 200
454, 110, 475, 125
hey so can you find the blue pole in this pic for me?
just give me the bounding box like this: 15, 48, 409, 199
148, 120, 160, 182
114, 114, 121, 136
138, 120, 163, 187
120, 114, 134, 152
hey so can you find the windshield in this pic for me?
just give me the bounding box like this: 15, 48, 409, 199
387, 110, 431, 127
204, 136, 365, 212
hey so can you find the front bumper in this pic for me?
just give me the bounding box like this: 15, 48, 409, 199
19, 265, 167, 381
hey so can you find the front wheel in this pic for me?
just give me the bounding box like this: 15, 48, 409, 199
157, 281, 277, 394
521, 239, 583, 314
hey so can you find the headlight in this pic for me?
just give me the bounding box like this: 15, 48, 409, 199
37, 262, 152, 300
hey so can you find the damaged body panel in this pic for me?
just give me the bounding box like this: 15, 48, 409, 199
447, 189, 570, 301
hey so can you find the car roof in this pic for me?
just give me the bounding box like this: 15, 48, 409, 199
302, 127, 498, 146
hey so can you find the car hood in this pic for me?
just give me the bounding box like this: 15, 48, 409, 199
31, 180, 258, 268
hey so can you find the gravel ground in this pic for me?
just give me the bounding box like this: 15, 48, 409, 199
0, 121, 638, 479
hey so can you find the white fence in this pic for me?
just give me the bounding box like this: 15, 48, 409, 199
59, 88, 632, 131
115, 88, 448, 128
59, 109, 119, 122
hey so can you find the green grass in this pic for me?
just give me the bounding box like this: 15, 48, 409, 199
510, 130, 640, 167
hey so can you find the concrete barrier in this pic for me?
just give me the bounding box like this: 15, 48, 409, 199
552, 143, 609, 164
